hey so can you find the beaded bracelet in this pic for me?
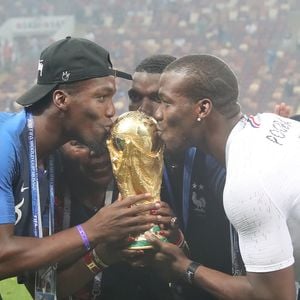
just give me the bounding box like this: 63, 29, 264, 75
83, 251, 104, 274
175, 229, 185, 248
76, 224, 91, 251
175, 229, 190, 254
92, 249, 109, 268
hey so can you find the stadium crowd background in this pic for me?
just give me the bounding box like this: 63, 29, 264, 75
0, 0, 299, 115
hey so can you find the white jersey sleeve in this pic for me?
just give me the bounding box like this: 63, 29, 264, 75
224, 113, 300, 276
225, 182, 294, 272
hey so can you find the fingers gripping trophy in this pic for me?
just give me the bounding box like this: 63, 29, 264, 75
107, 111, 167, 249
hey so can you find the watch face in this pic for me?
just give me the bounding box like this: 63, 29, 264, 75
186, 262, 201, 284
187, 269, 193, 283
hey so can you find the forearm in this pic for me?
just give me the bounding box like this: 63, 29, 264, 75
148, 230, 296, 300
0, 195, 163, 280
23, 249, 97, 299
57, 246, 87, 269
185, 262, 296, 300
57, 255, 95, 299
192, 265, 252, 300
57, 246, 111, 299
0, 224, 95, 279
22, 256, 95, 299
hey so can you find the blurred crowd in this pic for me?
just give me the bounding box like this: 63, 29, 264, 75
0, 0, 299, 114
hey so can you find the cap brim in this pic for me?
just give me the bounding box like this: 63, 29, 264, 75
16, 83, 57, 107
17, 70, 131, 107
110, 69, 132, 80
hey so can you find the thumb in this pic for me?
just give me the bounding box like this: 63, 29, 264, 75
145, 231, 163, 251
117, 193, 122, 202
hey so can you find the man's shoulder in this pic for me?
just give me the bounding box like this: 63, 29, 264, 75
0, 112, 15, 125
0, 110, 27, 151
0, 110, 26, 131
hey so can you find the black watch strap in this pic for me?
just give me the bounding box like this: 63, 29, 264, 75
186, 261, 201, 284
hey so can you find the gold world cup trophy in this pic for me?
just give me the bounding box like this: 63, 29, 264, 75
107, 111, 167, 249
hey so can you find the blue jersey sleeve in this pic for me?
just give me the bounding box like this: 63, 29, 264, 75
0, 129, 19, 224
0, 112, 14, 126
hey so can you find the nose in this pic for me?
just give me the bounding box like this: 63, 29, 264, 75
106, 98, 116, 118
154, 102, 163, 121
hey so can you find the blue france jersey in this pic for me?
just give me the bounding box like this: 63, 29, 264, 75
0, 110, 48, 236
161, 149, 240, 300
0, 112, 14, 124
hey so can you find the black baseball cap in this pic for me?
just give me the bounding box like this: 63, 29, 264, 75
17, 36, 132, 107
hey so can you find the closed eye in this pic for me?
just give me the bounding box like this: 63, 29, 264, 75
149, 93, 161, 103
128, 90, 142, 103
160, 96, 171, 107
95, 95, 109, 103
162, 100, 171, 107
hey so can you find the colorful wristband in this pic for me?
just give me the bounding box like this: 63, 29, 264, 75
76, 224, 91, 251
83, 251, 103, 274
175, 229, 190, 251
175, 230, 185, 247
92, 249, 109, 268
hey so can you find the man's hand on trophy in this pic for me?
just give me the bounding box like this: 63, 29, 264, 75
150, 201, 175, 228
144, 231, 192, 283
150, 201, 183, 246
85, 193, 164, 245
93, 238, 145, 267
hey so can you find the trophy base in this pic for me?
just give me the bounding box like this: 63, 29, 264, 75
128, 225, 167, 250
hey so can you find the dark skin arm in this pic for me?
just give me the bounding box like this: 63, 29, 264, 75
56, 201, 174, 298
56, 246, 145, 299
146, 235, 296, 300
0, 224, 84, 280
56, 254, 95, 299
0, 194, 162, 280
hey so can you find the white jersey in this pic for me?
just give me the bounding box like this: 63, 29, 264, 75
224, 113, 300, 281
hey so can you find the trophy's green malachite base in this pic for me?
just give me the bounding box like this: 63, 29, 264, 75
128, 225, 168, 249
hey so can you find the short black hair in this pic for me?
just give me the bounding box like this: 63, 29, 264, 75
164, 54, 240, 118
290, 114, 300, 122
135, 54, 176, 74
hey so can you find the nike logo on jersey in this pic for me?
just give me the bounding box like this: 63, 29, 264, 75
15, 184, 28, 224
15, 198, 25, 225
21, 184, 29, 193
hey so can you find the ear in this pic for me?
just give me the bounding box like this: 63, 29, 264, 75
52, 89, 69, 112
195, 98, 212, 120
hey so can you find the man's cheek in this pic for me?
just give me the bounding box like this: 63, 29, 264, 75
167, 113, 181, 128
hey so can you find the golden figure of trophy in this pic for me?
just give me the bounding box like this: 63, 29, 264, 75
107, 111, 167, 249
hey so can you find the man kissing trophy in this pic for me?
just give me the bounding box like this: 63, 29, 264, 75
107, 111, 166, 249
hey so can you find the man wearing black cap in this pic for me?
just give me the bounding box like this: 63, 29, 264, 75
0, 37, 169, 297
